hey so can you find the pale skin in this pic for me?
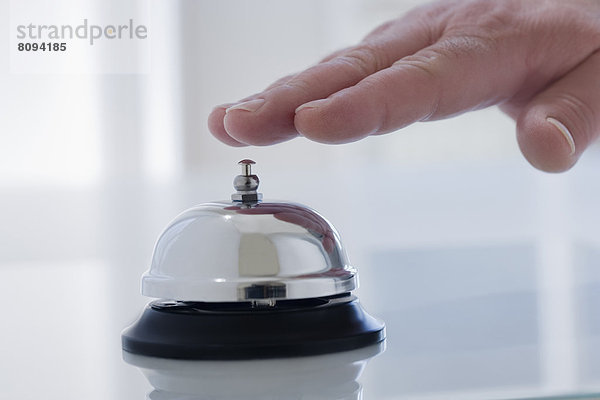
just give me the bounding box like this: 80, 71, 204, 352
208, 0, 600, 172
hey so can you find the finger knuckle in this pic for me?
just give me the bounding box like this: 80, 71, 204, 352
336, 44, 389, 76
441, 0, 525, 52
280, 78, 313, 98
393, 52, 438, 79
440, 35, 496, 58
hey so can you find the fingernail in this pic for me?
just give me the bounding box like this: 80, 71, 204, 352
225, 99, 265, 114
212, 103, 236, 112
547, 117, 576, 155
295, 99, 330, 114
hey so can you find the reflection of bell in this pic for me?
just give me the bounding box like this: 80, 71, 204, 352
122, 160, 385, 360
125, 342, 384, 400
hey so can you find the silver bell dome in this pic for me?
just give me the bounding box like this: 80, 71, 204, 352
141, 160, 357, 303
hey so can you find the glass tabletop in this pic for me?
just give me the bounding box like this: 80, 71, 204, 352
2, 163, 600, 399
3, 242, 599, 400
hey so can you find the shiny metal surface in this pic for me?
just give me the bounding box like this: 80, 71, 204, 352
142, 200, 357, 302
231, 159, 262, 203
142, 160, 357, 302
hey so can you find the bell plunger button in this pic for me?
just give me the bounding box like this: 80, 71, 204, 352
232, 159, 262, 203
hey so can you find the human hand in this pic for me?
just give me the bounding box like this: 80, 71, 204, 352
208, 0, 600, 172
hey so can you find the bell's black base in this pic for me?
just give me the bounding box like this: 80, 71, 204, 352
121, 294, 385, 360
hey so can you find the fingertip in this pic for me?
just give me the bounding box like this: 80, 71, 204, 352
516, 107, 578, 173
222, 111, 264, 146
208, 104, 249, 147
223, 101, 299, 146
